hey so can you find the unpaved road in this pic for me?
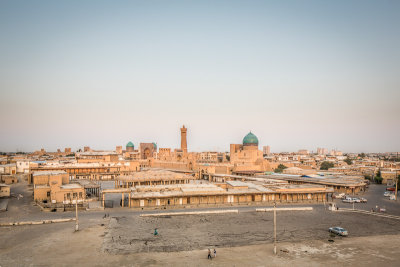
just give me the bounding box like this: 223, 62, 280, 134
1, 207, 400, 266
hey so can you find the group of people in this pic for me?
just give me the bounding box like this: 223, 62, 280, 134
207, 248, 216, 259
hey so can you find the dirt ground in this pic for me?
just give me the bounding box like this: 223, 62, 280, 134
1, 209, 400, 266
1, 180, 400, 266
0, 221, 399, 267
101, 210, 400, 254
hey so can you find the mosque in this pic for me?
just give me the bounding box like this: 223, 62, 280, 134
229, 132, 272, 174
121, 127, 273, 176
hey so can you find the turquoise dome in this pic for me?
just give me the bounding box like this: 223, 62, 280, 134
126, 141, 134, 148
152, 142, 157, 149
243, 132, 259, 146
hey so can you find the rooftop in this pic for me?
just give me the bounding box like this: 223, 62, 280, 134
117, 170, 195, 182
61, 184, 83, 189
32, 170, 67, 176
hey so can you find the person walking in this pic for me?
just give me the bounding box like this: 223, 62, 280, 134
208, 249, 212, 259
213, 248, 216, 258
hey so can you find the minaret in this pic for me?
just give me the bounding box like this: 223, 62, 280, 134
180, 125, 187, 154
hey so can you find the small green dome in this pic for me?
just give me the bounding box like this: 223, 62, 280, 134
126, 141, 134, 148
243, 132, 259, 145
152, 142, 157, 149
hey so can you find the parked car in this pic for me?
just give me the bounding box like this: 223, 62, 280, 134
384, 191, 391, 197
329, 227, 348, 236
360, 198, 367, 203
342, 197, 354, 203
352, 198, 361, 203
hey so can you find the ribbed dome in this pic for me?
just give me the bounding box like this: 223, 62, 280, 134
243, 132, 259, 146
152, 142, 157, 149
126, 141, 134, 148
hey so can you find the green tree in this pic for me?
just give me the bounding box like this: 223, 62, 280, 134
374, 176, 383, 184
274, 164, 288, 173
374, 169, 382, 184
358, 153, 366, 158
344, 157, 352, 165
320, 161, 334, 170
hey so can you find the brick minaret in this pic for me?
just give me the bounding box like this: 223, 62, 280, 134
180, 125, 187, 154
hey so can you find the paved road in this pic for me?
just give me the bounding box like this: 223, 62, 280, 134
334, 184, 400, 216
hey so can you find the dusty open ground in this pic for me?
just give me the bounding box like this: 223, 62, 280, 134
1, 180, 400, 266
1, 208, 400, 266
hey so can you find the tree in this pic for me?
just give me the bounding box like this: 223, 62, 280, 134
274, 164, 288, 173
320, 161, 334, 170
374, 176, 383, 184
358, 153, 366, 158
374, 169, 383, 184
344, 157, 352, 165
225, 155, 230, 161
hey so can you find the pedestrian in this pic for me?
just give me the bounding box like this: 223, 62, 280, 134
208, 249, 212, 259
214, 248, 216, 258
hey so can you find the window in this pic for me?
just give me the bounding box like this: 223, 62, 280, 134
47, 192, 50, 197
67, 193, 71, 198
79, 192, 82, 198
73, 193, 77, 198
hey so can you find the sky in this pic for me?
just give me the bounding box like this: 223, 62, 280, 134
0, 0, 399, 153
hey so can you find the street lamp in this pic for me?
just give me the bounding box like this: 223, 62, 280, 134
273, 202, 277, 255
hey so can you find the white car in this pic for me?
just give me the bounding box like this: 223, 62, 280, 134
384, 191, 391, 197
342, 197, 354, 203
352, 198, 361, 203
329, 227, 348, 236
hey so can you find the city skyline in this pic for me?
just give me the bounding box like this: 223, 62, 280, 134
3, 124, 399, 154
1, 0, 399, 152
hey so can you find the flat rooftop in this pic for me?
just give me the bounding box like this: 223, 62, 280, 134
61, 184, 82, 189
118, 170, 196, 182
32, 170, 67, 176
257, 174, 366, 187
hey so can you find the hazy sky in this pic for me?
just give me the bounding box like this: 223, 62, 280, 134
0, 0, 399, 153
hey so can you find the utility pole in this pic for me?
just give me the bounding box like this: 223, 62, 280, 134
75, 198, 79, 231
395, 170, 398, 201
273, 202, 277, 255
